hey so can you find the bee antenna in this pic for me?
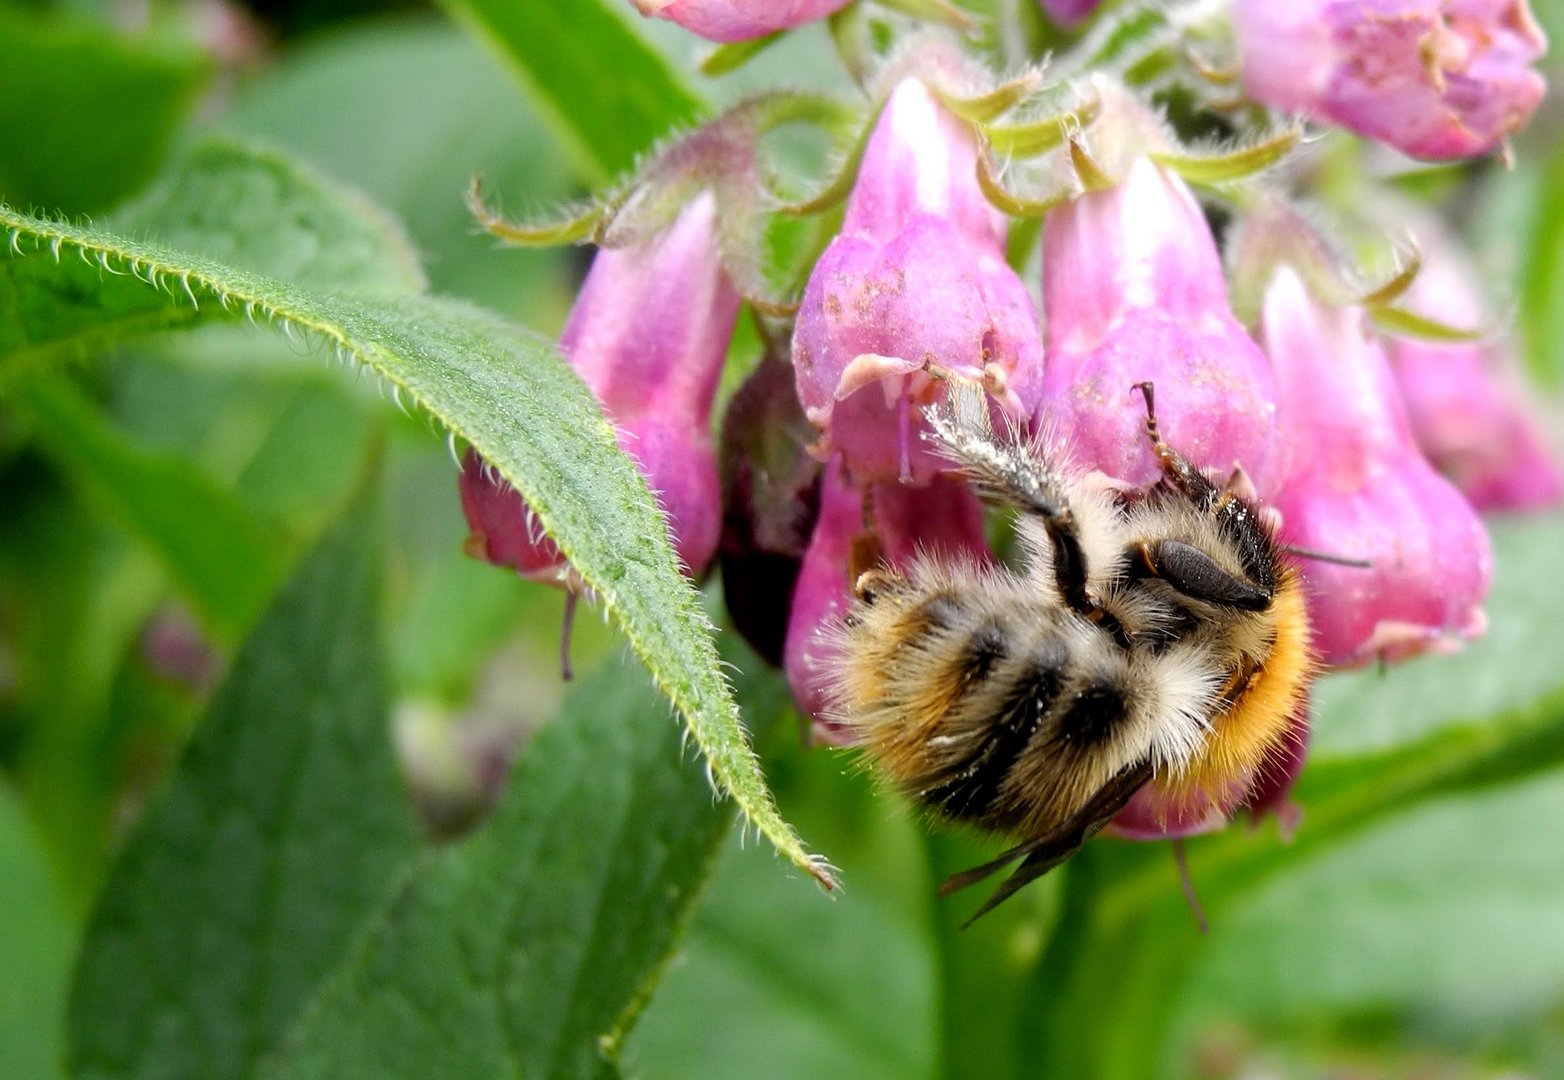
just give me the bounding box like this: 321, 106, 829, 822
1280, 544, 1372, 569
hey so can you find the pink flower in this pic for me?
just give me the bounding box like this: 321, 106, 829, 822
460, 449, 573, 586
1259, 265, 1492, 667
793, 78, 1044, 485
1234, 0, 1548, 160
631, 0, 850, 42
1385, 226, 1563, 511
1110, 712, 1310, 840
1039, 156, 1280, 493
783, 464, 991, 738
783, 464, 862, 730
719, 355, 824, 667
1037, 0, 1101, 28
460, 192, 738, 587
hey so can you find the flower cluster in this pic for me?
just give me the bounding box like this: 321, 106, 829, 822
1233, 0, 1547, 160
468, 1, 1555, 846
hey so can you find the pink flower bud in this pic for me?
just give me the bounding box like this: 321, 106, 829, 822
459, 448, 574, 587
460, 193, 738, 586
793, 78, 1044, 485
1109, 711, 1309, 840
1260, 265, 1492, 667
631, 0, 850, 42
1385, 228, 1563, 512
1040, 157, 1280, 492
1037, 0, 1101, 28
784, 464, 865, 731
1234, 0, 1548, 160
719, 354, 823, 667
783, 464, 991, 738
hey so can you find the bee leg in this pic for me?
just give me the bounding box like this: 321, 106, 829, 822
940, 760, 1155, 927
1131, 381, 1219, 502
922, 377, 1097, 616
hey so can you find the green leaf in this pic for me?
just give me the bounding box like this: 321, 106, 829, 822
435, 0, 706, 184
112, 137, 427, 296
0, 509, 174, 908
67, 483, 422, 1080
11, 372, 290, 639
629, 829, 935, 1080
220, 20, 577, 317
0, 8, 208, 214
1183, 773, 1564, 1027
628, 708, 939, 1080
266, 652, 736, 1079
1, 137, 425, 368
0, 201, 831, 888
0, 786, 74, 1080
1517, 141, 1564, 386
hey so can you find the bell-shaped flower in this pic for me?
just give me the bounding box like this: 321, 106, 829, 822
1039, 156, 1280, 493
1109, 711, 1310, 840
1384, 227, 1563, 511
1233, 0, 1548, 160
631, 0, 850, 42
460, 192, 738, 588
783, 464, 991, 740
793, 77, 1045, 485
1259, 265, 1492, 667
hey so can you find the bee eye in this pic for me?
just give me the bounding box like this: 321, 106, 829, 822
1141, 540, 1271, 609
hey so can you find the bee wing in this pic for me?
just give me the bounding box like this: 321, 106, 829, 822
943, 760, 1154, 928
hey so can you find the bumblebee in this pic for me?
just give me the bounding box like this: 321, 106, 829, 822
828, 378, 1312, 922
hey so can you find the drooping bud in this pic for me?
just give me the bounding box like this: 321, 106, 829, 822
720, 352, 823, 667
1259, 265, 1492, 667
1233, 0, 1548, 160
139, 605, 220, 692
1037, 0, 1101, 28
783, 463, 865, 733
793, 77, 1045, 485
783, 463, 992, 739
1109, 711, 1309, 840
459, 449, 575, 588
1040, 156, 1280, 492
460, 192, 738, 587
630, 0, 851, 42
1384, 222, 1563, 512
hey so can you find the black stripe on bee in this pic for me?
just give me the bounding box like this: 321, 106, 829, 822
958, 620, 1008, 685
1054, 678, 1126, 748
913, 592, 964, 634
922, 639, 1067, 823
